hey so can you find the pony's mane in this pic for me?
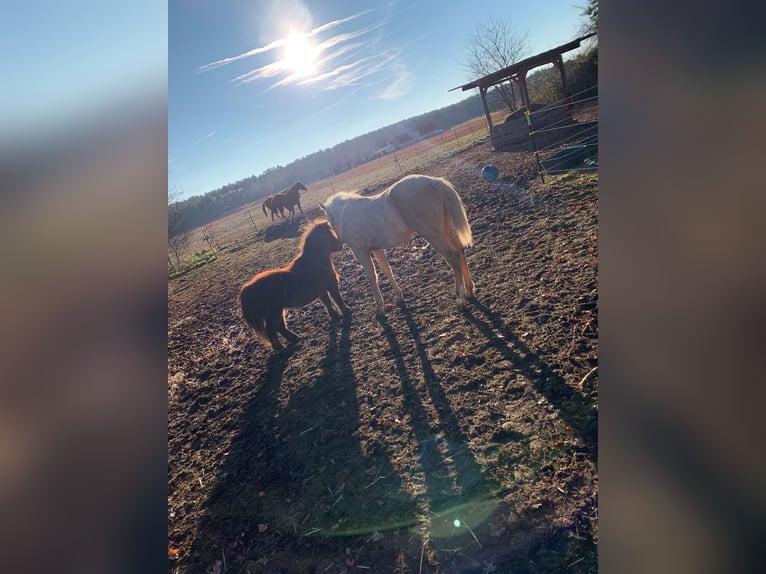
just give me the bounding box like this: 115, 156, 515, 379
333, 190, 363, 200
297, 218, 330, 253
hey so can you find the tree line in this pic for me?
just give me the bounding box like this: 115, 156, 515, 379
170, 42, 596, 235
168, 91, 508, 234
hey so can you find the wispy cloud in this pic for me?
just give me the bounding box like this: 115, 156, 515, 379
198, 8, 410, 100
193, 132, 215, 146
197, 11, 374, 73
375, 61, 413, 100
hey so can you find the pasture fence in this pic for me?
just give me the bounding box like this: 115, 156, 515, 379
201, 223, 220, 253
246, 210, 258, 234
527, 85, 599, 182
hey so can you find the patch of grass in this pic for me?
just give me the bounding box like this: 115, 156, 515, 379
551, 172, 598, 186
168, 250, 217, 279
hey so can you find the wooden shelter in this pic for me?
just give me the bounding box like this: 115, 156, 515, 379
451, 33, 596, 151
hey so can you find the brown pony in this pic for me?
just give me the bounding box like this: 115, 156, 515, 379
262, 195, 285, 221
269, 181, 307, 221
237, 219, 350, 351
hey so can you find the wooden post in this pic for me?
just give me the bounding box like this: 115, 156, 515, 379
479, 86, 493, 134
202, 224, 218, 253
517, 70, 531, 109
555, 55, 569, 97
247, 210, 257, 233
393, 152, 403, 174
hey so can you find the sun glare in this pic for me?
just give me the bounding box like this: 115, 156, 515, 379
283, 33, 319, 77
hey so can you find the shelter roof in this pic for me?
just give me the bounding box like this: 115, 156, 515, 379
450, 33, 596, 92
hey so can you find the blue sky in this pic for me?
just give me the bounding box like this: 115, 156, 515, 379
169, 0, 587, 200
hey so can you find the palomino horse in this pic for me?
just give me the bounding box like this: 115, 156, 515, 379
319, 174, 474, 315
237, 219, 350, 351
262, 195, 285, 221
270, 181, 307, 221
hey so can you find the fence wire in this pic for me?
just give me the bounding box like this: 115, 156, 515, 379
527, 85, 598, 181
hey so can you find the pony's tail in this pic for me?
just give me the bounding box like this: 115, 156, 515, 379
435, 179, 473, 248
262, 201, 268, 218
237, 284, 270, 347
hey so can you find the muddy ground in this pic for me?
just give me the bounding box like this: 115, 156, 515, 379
168, 141, 598, 573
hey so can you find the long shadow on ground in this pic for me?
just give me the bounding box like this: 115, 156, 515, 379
463, 298, 598, 457
261, 217, 304, 242
186, 317, 420, 573
185, 346, 294, 570
377, 308, 497, 560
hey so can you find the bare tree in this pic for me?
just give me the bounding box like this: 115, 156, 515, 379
461, 15, 530, 111
168, 183, 191, 269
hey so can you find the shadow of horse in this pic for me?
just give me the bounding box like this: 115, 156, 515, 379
376, 306, 496, 552
185, 318, 420, 573
185, 346, 295, 568
462, 298, 598, 455
261, 217, 303, 242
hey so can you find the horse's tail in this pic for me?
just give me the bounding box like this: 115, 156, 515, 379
434, 178, 473, 248
237, 282, 270, 347
262, 200, 268, 218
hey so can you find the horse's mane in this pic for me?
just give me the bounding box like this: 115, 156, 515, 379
332, 190, 363, 200
296, 218, 330, 256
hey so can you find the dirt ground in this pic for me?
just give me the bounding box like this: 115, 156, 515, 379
168, 141, 598, 573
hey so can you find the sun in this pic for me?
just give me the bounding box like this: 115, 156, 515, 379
283, 32, 319, 77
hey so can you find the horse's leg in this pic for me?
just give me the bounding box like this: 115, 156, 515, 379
297, 200, 305, 217
264, 316, 285, 350
459, 249, 475, 299
318, 292, 341, 319
372, 250, 404, 302
278, 310, 300, 342
327, 281, 351, 316
352, 248, 385, 315
421, 225, 471, 307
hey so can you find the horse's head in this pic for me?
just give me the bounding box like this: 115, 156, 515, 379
303, 219, 344, 255
295, 181, 307, 192
319, 220, 344, 252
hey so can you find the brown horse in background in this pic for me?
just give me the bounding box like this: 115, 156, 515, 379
270, 181, 307, 221
237, 219, 350, 351
262, 195, 285, 221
